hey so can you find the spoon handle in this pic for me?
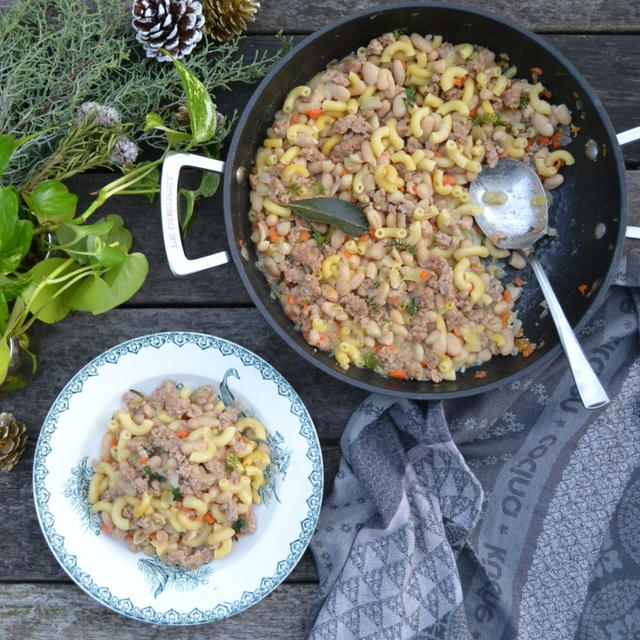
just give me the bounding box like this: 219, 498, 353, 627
528, 254, 609, 409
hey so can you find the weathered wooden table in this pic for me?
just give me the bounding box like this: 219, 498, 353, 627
2, 1, 640, 637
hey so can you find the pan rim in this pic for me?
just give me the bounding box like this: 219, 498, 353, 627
223, 2, 627, 400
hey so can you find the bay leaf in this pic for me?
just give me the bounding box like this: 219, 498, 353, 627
288, 198, 368, 237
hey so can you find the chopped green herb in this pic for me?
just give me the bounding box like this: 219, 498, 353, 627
387, 239, 417, 254
270, 284, 281, 300
362, 352, 384, 372
403, 86, 417, 108
392, 27, 408, 39
372, 276, 382, 288
285, 182, 304, 195
128, 389, 145, 398
172, 487, 183, 501
367, 299, 380, 313
226, 452, 240, 471
311, 230, 328, 249
311, 181, 325, 195
519, 95, 530, 110
232, 517, 246, 535
143, 465, 166, 483
469, 112, 506, 127
407, 298, 419, 316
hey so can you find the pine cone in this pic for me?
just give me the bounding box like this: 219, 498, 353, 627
132, 0, 205, 62
0, 413, 27, 472
201, 0, 260, 42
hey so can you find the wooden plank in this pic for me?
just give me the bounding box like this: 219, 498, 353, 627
0, 0, 638, 33
2, 309, 365, 442
66, 169, 640, 308
246, 0, 640, 34
0, 582, 316, 639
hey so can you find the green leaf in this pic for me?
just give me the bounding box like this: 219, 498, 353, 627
20, 257, 75, 324
178, 188, 197, 235
65, 274, 111, 312
198, 170, 220, 198
55, 216, 118, 247
83, 252, 148, 314
88, 236, 126, 268
0, 338, 10, 386
0, 273, 32, 303
0, 134, 15, 179
27, 179, 78, 223
144, 112, 191, 147
169, 56, 217, 144
288, 198, 369, 237
0, 186, 34, 274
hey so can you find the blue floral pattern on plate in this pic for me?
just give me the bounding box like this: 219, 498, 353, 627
33, 332, 323, 625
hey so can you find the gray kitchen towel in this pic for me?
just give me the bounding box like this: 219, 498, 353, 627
307, 251, 640, 639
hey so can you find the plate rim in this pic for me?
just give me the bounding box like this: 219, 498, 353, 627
32, 331, 323, 625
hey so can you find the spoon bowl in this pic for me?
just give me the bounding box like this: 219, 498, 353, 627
470, 159, 609, 410
470, 158, 548, 251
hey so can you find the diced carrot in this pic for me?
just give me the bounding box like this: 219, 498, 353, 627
420, 360, 427, 367
241, 436, 249, 444
391, 295, 398, 305
359, 234, 369, 242
497, 149, 506, 159
139, 457, 149, 465
552, 139, 562, 148
389, 369, 408, 379
577, 284, 588, 296
442, 174, 456, 186
176, 429, 189, 439
125, 534, 133, 541
306, 108, 324, 119
541, 88, 552, 99
289, 113, 298, 125
551, 131, 563, 140
502, 290, 511, 302
501, 311, 510, 328
530, 66, 543, 75
268, 226, 280, 243
570, 125, 581, 134
474, 370, 488, 379
343, 249, 352, 259
513, 276, 523, 286
287, 293, 295, 305
400, 60, 407, 70
101, 523, 110, 533
299, 230, 310, 242
469, 106, 478, 117
339, 167, 348, 177
419, 270, 429, 280
522, 343, 535, 358
452, 76, 465, 87
203, 513, 215, 525
111, 437, 118, 446
516, 327, 524, 337
150, 531, 157, 540
369, 229, 377, 238
432, 150, 444, 157
538, 136, 550, 147
373, 344, 383, 352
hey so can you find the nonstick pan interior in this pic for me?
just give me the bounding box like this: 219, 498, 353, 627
224, 3, 626, 399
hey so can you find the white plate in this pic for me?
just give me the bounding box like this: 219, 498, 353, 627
33, 332, 322, 625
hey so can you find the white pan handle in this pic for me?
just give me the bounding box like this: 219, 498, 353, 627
161, 152, 229, 276
617, 127, 640, 146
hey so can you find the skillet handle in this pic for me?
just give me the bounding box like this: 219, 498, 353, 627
617, 127, 640, 146
160, 151, 229, 276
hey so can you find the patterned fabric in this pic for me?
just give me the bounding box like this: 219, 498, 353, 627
307, 250, 640, 639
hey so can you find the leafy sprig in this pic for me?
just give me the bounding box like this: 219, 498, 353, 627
469, 112, 507, 127
362, 352, 384, 372
143, 465, 167, 483
387, 239, 417, 254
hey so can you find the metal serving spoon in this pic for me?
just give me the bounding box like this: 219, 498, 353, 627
469, 158, 609, 409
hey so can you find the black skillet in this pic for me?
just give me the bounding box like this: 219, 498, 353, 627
160, 2, 636, 400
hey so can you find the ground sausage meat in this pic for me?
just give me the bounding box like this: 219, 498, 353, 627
93, 381, 272, 569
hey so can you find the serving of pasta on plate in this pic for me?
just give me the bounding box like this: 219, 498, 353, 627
249, 30, 576, 383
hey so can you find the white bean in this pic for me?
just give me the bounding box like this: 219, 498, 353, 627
362, 61, 379, 85
509, 252, 526, 269
392, 94, 407, 118
531, 112, 554, 137
446, 333, 463, 357
391, 59, 405, 87
553, 103, 572, 126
